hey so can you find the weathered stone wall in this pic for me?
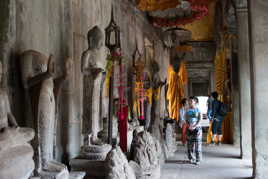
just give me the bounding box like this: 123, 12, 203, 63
1, 0, 169, 164
186, 42, 215, 96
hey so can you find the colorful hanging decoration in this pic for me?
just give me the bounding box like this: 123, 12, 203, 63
150, 0, 211, 27
115, 52, 128, 152
104, 51, 121, 96
137, 0, 181, 11
181, 0, 216, 41
133, 58, 146, 120
152, 6, 208, 27
105, 7, 128, 151
166, 61, 188, 121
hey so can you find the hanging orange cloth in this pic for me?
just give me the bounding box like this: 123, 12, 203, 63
137, 0, 180, 11
215, 49, 226, 95
207, 112, 233, 144
221, 112, 233, 143
167, 62, 188, 121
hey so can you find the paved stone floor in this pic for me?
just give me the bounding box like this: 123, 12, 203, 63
161, 144, 253, 179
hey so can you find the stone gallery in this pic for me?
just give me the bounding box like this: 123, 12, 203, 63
0, 0, 267, 179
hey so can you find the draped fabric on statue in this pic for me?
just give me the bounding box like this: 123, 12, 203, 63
221, 112, 233, 143
133, 82, 145, 119
215, 49, 226, 98
137, 0, 180, 11
207, 112, 233, 144
167, 62, 188, 121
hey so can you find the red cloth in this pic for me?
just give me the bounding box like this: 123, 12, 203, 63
181, 123, 189, 145
117, 106, 128, 152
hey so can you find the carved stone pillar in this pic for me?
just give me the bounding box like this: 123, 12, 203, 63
248, 0, 268, 178
236, 5, 252, 159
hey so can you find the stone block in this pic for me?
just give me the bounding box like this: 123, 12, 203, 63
70, 159, 106, 178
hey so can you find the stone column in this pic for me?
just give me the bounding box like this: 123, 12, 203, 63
236, 6, 252, 159
61, 61, 81, 161
209, 70, 216, 93
231, 52, 241, 148
248, 1, 268, 178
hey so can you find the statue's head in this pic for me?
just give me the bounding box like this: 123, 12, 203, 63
87, 26, 104, 50
20, 50, 48, 88
32, 54, 48, 75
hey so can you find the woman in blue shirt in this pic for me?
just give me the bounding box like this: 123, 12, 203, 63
186, 96, 202, 165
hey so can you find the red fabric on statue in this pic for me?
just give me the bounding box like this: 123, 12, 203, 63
117, 106, 128, 152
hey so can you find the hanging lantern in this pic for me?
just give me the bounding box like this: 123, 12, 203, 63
105, 8, 121, 52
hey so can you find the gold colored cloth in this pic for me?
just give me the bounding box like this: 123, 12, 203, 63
221, 112, 233, 143
167, 62, 188, 121
215, 49, 226, 95
176, 45, 193, 52
180, 1, 216, 41
137, 0, 180, 11
206, 112, 233, 144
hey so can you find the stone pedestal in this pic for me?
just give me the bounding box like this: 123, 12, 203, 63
70, 143, 112, 179
164, 123, 176, 159
0, 128, 35, 179
70, 159, 106, 179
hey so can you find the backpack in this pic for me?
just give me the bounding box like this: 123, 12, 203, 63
218, 102, 228, 116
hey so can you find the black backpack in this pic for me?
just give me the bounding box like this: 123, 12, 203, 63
218, 102, 228, 116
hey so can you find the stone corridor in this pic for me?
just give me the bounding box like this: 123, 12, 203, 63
161, 144, 252, 179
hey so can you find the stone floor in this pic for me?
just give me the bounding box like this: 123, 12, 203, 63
161, 144, 253, 179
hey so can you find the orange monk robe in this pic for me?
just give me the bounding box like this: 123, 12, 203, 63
167, 62, 188, 121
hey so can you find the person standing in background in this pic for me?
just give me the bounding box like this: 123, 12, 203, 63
211, 91, 225, 145
179, 98, 188, 145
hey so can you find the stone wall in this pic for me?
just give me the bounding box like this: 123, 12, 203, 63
1, 0, 169, 164
249, 0, 268, 178
186, 42, 215, 96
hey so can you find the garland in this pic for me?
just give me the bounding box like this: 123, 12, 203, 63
104, 51, 124, 96
152, 4, 209, 27
149, 0, 212, 27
